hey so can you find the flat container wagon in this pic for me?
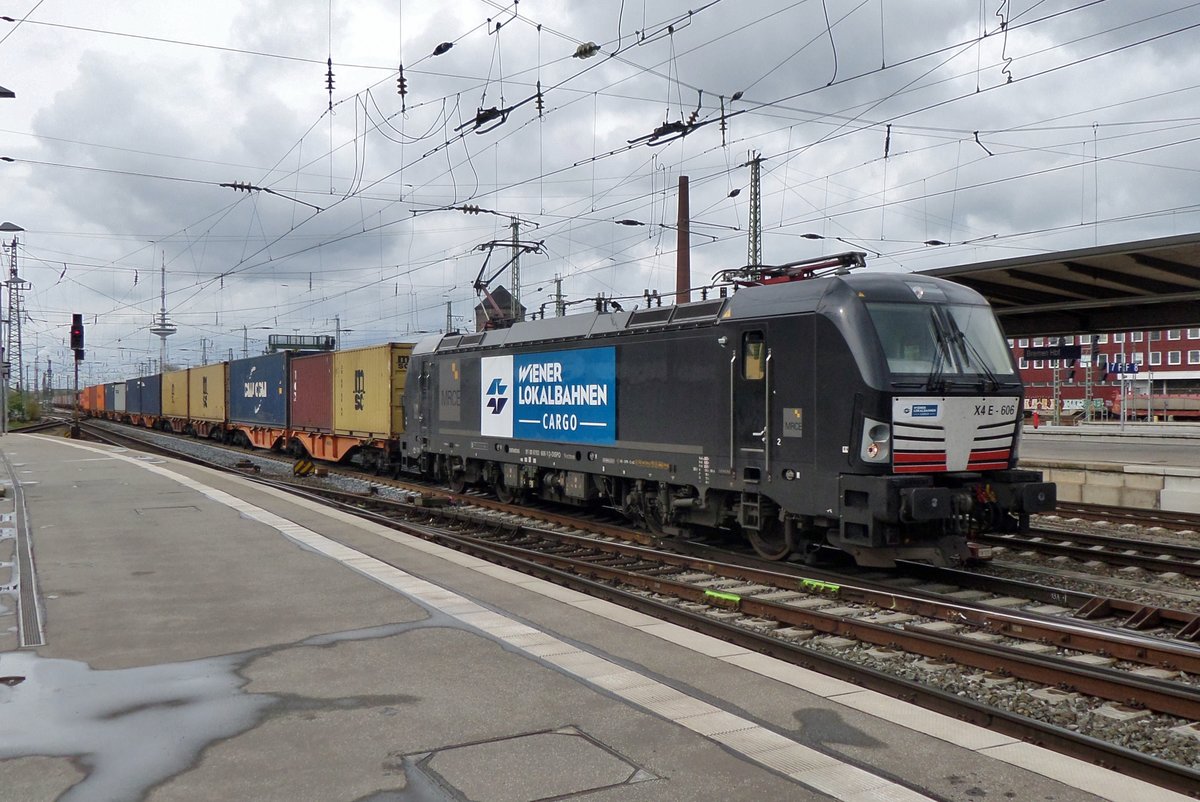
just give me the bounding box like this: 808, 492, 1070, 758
229, 352, 290, 448
332, 343, 412, 439
189, 363, 228, 426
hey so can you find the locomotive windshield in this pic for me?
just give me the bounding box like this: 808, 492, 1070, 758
866, 301, 1016, 383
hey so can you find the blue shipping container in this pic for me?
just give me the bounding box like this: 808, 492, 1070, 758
125, 377, 142, 414
125, 374, 162, 416
142, 374, 163, 416
228, 352, 289, 427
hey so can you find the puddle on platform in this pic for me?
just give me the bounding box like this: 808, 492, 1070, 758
0, 620, 448, 800
0, 651, 273, 802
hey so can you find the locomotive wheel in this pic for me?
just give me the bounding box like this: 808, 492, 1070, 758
643, 504, 665, 535
494, 481, 525, 505
747, 518, 797, 561
448, 471, 466, 494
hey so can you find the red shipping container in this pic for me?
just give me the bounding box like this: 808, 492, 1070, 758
290, 352, 333, 432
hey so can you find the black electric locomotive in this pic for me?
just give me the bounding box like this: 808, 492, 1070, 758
400, 255, 1054, 567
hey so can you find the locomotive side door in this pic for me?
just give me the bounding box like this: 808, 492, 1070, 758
415, 358, 431, 437
732, 328, 771, 483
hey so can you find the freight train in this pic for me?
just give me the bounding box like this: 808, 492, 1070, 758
78, 258, 1054, 567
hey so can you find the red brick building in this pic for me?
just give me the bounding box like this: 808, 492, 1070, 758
1010, 327, 1200, 419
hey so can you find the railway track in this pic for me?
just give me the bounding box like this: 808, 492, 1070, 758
62, 419, 1200, 791
978, 528, 1200, 578
1052, 501, 1200, 531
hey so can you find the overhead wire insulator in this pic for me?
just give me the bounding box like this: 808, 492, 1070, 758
719, 96, 727, 146
573, 41, 599, 59
433, 41, 454, 56
325, 57, 335, 111
535, 80, 544, 117
397, 63, 408, 112
462, 205, 482, 214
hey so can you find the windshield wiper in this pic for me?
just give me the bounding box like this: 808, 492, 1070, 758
926, 309, 950, 392
948, 315, 1001, 391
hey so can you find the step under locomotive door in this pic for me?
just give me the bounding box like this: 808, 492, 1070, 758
732, 328, 772, 483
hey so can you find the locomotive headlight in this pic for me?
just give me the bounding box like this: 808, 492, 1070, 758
860, 418, 892, 463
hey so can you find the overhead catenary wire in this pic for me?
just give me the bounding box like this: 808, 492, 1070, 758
11, 1, 1200, 366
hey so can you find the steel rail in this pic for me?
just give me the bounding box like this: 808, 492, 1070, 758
979, 530, 1200, 577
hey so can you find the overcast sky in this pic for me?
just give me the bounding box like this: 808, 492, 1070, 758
2, 0, 1199, 384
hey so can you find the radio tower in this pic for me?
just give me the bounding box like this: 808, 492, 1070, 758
148, 256, 176, 371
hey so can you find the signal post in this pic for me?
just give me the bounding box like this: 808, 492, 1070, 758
70, 313, 83, 438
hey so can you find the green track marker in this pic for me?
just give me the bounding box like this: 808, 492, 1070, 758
704, 589, 742, 606
800, 578, 840, 594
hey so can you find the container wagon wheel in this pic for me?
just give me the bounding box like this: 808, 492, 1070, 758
747, 517, 797, 561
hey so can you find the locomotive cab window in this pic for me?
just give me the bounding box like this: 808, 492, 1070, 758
743, 332, 766, 380
867, 302, 1016, 380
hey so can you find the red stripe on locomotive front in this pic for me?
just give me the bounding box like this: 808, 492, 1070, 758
894, 451, 947, 464
969, 449, 1012, 462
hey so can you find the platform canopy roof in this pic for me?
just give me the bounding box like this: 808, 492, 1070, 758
920, 233, 1200, 338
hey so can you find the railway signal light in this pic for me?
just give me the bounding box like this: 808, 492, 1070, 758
70, 313, 84, 349
70, 313, 85, 361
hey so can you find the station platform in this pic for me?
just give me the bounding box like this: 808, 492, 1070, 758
1020, 423, 1200, 512
0, 433, 1186, 802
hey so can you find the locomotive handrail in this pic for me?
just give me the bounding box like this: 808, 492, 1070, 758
764, 348, 773, 481
729, 352, 737, 473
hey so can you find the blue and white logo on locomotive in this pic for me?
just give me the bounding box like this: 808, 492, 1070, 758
480, 347, 617, 445
480, 355, 514, 437
909, 403, 939, 418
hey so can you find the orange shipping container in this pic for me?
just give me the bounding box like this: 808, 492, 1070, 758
189, 363, 228, 423
331, 343, 412, 438
162, 370, 189, 418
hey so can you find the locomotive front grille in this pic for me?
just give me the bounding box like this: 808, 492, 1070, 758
891, 397, 1017, 473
